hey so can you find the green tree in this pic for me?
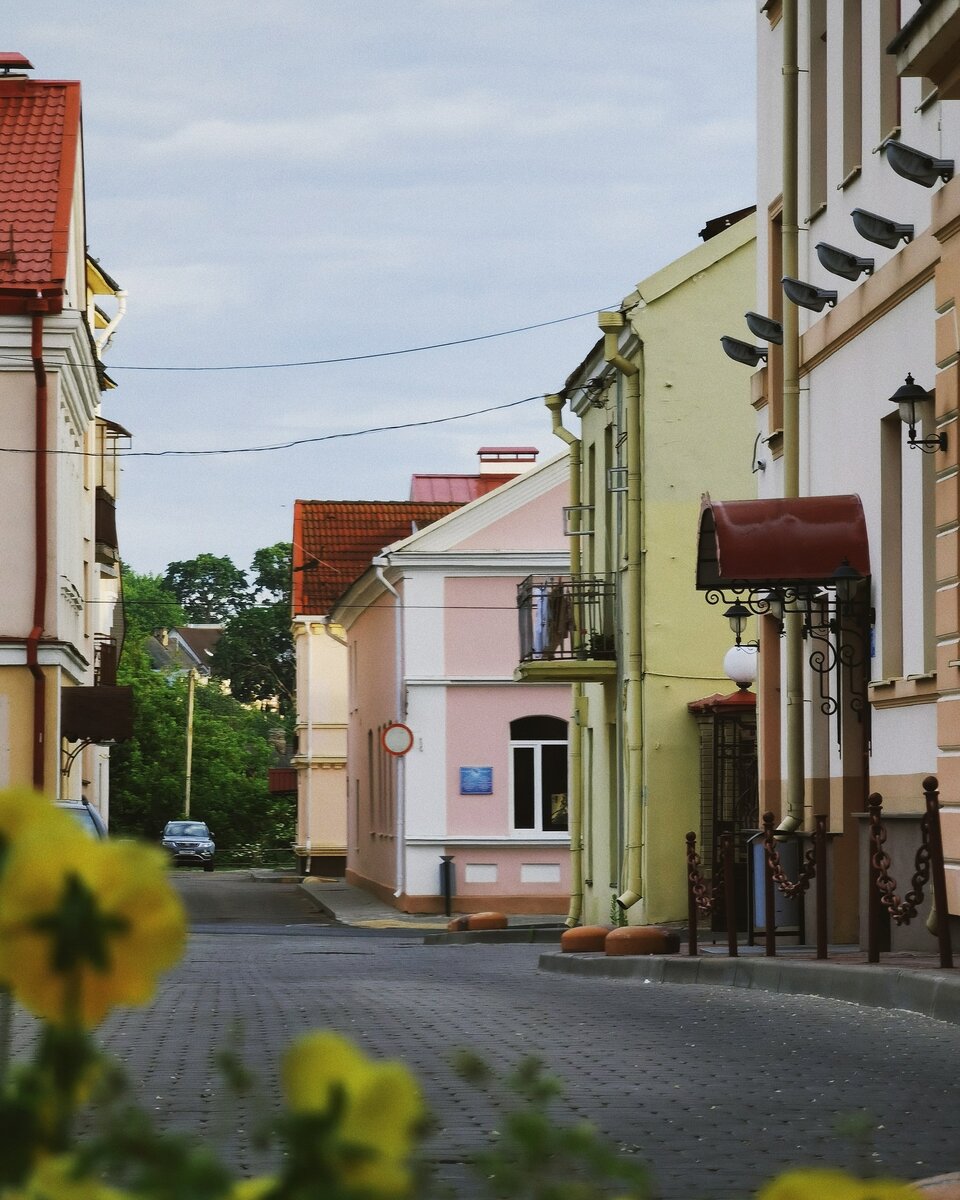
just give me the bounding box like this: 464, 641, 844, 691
121, 567, 185, 641
163, 553, 249, 622
210, 543, 295, 715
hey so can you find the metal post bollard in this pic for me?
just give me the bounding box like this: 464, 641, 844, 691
439, 855, 455, 917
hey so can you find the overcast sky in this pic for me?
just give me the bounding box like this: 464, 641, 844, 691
9, 3, 756, 577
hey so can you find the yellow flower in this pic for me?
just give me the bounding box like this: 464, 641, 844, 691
4, 1154, 135, 1199
0, 834, 186, 1028
758, 1168, 916, 1200
282, 1031, 424, 1197
0, 789, 72, 864
230, 1179, 276, 1200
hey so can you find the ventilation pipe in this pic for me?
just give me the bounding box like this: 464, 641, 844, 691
545, 394, 585, 927
599, 313, 644, 912
28, 310, 48, 790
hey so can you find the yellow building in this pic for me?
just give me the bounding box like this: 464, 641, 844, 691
517, 210, 757, 928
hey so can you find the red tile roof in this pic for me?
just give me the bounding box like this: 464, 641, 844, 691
0, 78, 81, 311
408, 473, 519, 503
292, 500, 462, 616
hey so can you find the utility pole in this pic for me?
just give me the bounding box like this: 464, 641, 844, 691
184, 668, 196, 819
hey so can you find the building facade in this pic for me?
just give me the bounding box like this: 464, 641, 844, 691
516, 212, 758, 928
0, 57, 129, 820
711, 1, 960, 944
332, 454, 572, 913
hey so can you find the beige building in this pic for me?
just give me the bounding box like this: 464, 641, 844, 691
703, 1, 960, 947
0, 57, 129, 819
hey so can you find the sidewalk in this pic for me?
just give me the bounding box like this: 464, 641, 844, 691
293, 875, 566, 934
268, 872, 960, 1026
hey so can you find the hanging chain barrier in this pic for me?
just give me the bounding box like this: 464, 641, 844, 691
759, 812, 829, 960
867, 776, 953, 968
685, 830, 737, 958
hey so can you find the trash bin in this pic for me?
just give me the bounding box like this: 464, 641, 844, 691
749, 832, 801, 934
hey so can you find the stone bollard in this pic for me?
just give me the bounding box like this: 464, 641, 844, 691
560, 925, 613, 953
604, 926, 681, 956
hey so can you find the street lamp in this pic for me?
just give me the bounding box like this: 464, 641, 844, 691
888, 374, 946, 453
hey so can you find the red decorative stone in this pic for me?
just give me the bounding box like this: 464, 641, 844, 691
604, 926, 681, 956
446, 916, 469, 932
465, 911, 508, 930
560, 925, 613, 953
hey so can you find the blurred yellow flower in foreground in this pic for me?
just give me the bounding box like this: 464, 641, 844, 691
5, 1155, 135, 1199
282, 1031, 424, 1197
0, 789, 70, 865
758, 1168, 917, 1200
0, 833, 186, 1028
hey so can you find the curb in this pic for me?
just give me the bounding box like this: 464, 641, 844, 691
538, 952, 960, 1025
424, 927, 564, 945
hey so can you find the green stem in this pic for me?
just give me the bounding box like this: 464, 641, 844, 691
0, 985, 12, 1086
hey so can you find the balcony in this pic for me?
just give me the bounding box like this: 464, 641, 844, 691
514, 574, 618, 683
891, 0, 960, 98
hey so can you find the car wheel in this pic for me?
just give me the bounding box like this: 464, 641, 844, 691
203, 862, 214, 873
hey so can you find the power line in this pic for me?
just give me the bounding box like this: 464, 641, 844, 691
0, 304, 615, 374
0, 392, 544, 459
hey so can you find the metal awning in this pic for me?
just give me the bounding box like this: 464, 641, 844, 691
696, 494, 870, 590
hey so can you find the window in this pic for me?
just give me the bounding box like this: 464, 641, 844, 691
510, 716, 568, 833
808, 0, 828, 217
841, 1, 862, 182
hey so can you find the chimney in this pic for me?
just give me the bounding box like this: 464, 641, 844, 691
476, 446, 539, 477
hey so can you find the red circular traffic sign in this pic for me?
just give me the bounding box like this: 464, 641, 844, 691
381, 722, 414, 756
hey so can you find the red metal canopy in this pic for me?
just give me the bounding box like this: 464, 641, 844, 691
696, 495, 870, 589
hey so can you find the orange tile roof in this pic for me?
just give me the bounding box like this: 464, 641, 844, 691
0, 78, 81, 310
292, 500, 462, 616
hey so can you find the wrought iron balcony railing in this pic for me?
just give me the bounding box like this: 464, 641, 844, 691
517, 574, 617, 664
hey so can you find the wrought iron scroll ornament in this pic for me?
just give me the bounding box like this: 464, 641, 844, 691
704, 572, 873, 749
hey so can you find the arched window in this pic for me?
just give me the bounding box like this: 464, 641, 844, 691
509, 716, 568, 834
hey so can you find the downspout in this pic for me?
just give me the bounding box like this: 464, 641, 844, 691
781, 0, 804, 832
545, 394, 585, 927
302, 620, 313, 864
28, 310, 48, 791
374, 558, 406, 900
599, 312, 644, 912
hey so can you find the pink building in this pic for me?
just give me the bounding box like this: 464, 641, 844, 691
332, 453, 571, 914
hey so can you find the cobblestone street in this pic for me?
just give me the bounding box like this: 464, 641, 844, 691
42, 873, 956, 1199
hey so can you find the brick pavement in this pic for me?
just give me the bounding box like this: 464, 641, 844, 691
27, 925, 958, 1199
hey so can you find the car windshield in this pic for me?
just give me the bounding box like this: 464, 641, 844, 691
165, 822, 209, 838
63, 807, 103, 838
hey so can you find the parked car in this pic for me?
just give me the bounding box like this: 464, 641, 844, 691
161, 820, 216, 870
56, 799, 108, 839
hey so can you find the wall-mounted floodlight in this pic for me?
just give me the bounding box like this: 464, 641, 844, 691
782, 276, 838, 312
815, 242, 874, 281
884, 140, 954, 187
720, 336, 768, 367
745, 312, 783, 345
850, 208, 914, 248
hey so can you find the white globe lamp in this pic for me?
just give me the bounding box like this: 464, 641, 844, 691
723, 644, 757, 691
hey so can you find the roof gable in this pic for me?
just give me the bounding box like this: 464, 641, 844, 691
292, 500, 461, 615
0, 78, 81, 305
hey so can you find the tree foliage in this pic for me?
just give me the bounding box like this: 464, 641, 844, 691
163, 553, 249, 622
211, 542, 295, 714
121, 568, 185, 642
111, 548, 296, 853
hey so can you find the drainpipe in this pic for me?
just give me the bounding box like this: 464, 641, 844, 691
28, 310, 48, 791
545, 394, 585, 927
301, 619, 313, 866
374, 558, 406, 900
599, 312, 644, 913
781, 0, 804, 832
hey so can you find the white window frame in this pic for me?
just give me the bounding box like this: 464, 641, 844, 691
509, 737, 568, 836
